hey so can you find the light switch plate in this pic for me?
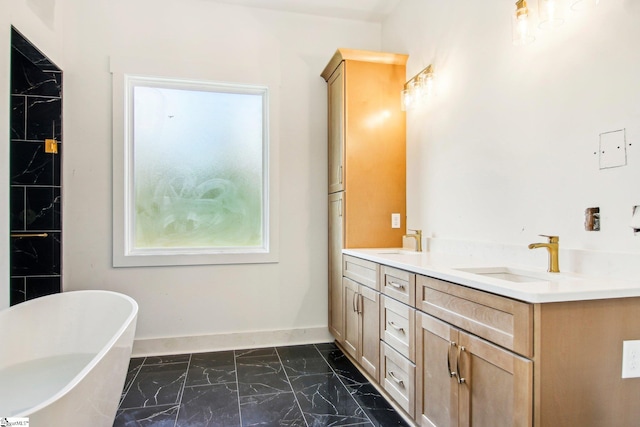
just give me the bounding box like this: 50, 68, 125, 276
391, 213, 401, 229
599, 129, 627, 169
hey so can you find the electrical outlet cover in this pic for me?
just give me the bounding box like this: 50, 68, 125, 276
391, 213, 401, 229
622, 340, 640, 378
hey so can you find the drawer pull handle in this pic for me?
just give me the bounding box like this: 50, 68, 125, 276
387, 321, 405, 333
447, 341, 457, 378
456, 345, 467, 385
352, 292, 358, 313
388, 281, 405, 290
388, 371, 404, 388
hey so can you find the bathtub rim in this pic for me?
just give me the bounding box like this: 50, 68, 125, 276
2, 290, 138, 418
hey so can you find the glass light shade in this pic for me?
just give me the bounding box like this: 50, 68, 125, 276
418, 73, 435, 98
400, 88, 412, 111
570, 0, 599, 11
512, 1, 535, 45
538, 0, 565, 29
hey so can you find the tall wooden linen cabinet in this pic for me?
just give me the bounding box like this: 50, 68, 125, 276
321, 49, 408, 343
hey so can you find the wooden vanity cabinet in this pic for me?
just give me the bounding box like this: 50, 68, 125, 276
322, 49, 407, 343
328, 192, 344, 341
342, 255, 380, 381
415, 275, 533, 427
416, 312, 533, 427
416, 274, 640, 427
338, 255, 640, 427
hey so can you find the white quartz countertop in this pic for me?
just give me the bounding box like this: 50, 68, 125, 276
343, 248, 640, 303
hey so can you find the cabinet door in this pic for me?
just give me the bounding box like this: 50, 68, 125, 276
359, 284, 380, 381
327, 63, 344, 194
342, 277, 359, 359
328, 193, 344, 342
416, 313, 459, 427
457, 331, 533, 427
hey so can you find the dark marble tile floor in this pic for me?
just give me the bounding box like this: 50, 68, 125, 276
114, 342, 411, 427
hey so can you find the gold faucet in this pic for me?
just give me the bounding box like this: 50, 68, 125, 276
528, 235, 560, 273
403, 229, 422, 252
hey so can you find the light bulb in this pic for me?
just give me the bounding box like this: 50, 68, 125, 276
518, 15, 530, 39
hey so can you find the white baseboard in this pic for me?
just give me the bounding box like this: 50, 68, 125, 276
132, 326, 334, 357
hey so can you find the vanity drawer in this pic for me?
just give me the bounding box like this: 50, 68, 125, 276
380, 265, 415, 306
416, 275, 533, 357
380, 296, 415, 362
343, 255, 379, 290
380, 341, 415, 418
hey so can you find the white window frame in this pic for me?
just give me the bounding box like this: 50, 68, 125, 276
112, 73, 278, 267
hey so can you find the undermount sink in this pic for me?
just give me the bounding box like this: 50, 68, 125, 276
455, 267, 566, 283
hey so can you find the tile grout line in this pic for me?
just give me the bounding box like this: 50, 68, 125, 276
313, 343, 376, 427
275, 347, 310, 427
233, 350, 244, 427
172, 353, 191, 427
118, 357, 146, 409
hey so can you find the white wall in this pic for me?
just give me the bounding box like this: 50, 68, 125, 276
1, 0, 66, 309
57, 0, 381, 353
383, 0, 640, 277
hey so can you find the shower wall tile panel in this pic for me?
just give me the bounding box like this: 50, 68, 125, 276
24, 276, 61, 300
10, 141, 58, 185
10, 233, 61, 276
10, 277, 26, 305
24, 187, 61, 230
11, 49, 62, 97
10, 95, 25, 140
10, 32, 56, 69
10, 187, 25, 230
26, 97, 62, 141
10, 28, 62, 306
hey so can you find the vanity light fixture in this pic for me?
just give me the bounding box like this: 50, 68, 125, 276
512, 0, 535, 45
401, 64, 434, 111
538, 0, 566, 29
513, 0, 600, 46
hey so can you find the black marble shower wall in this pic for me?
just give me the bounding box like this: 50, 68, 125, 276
9, 28, 62, 305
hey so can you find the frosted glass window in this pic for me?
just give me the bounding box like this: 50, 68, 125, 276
113, 75, 274, 266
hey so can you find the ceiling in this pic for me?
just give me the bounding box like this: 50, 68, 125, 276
209, 0, 402, 22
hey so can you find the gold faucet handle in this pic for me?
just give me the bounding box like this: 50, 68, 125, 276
408, 228, 422, 235
539, 234, 559, 243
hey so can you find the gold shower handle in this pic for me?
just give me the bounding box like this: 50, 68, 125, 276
11, 233, 49, 238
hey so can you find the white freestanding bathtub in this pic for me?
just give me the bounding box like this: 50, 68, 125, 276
0, 290, 138, 426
